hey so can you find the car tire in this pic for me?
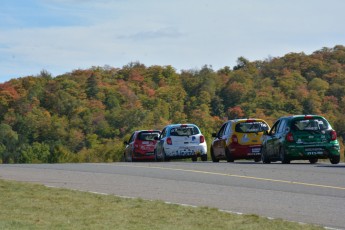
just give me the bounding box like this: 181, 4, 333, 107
201, 154, 208, 162
280, 148, 290, 164
261, 146, 271, 164
309, 158, 318, 164
192, 155, 197, 162
210, 148, 219, 162
154, 150, 159, 162
162, 149, 169, 162
225, 148, 234, 162
254, 157, 261, 162
330, 155, 340, 164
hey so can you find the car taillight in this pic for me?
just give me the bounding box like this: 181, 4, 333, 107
330, 130, 337, 141
304, 115, 314, 119
200, 135, 205, 143
231, 134, 238, 144
286, 132, 294, 142
166, 137, 172, 145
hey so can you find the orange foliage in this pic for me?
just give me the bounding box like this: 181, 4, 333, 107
129, 70, 144, 82
88, 99, 106, 110
0, 82, 20, 102
227, 106, 244, 119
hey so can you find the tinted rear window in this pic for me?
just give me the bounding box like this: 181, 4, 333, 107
292, 118, 329, 131
170, 126, 200, 136
235, 122, 269, 133
138, 132, 160, 141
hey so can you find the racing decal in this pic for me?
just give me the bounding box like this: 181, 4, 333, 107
241, 134, 250, 143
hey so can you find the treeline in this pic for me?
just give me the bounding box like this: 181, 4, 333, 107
1, 45, 345, 163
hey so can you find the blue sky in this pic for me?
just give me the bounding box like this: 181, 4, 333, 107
1, 0, 345, 83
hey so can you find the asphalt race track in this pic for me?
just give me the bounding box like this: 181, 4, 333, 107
1, 161, 344, 229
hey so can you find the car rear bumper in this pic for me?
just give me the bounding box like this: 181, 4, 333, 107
132, 151, 155, 161
165, 145, 207, 158
285, 144, 340, 159
228, 144, 262, 159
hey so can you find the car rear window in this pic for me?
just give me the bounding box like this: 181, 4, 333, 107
138, 132, 160, 141
235, 122, 269, 133
170, 126, 200, 136
292, 118, 329, 131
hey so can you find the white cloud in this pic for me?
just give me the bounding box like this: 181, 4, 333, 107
1, 0, 345, 82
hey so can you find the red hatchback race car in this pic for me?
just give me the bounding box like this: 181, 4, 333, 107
124, 130, 161, 162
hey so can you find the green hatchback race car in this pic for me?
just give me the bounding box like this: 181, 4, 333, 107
261, 115, 340, 164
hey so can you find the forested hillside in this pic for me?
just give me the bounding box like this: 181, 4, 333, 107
1, 45, 345, 163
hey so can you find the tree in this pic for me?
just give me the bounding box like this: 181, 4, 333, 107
308, 78, 329, 96
0, 124, 19, 163
86, 73, 99, 99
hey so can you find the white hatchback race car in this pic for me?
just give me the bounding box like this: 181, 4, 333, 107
154, 124, 208, 161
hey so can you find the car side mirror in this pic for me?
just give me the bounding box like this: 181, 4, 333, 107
212, 133, 217, 138
154, 136, 159, 140
264, 130, 269, 135
123, 141, 128, 145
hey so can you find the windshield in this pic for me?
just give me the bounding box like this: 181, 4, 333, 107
235, 122, 269, 133
292, 118, 329, 131
138, 132, 160, 141
170, 126, 200, 136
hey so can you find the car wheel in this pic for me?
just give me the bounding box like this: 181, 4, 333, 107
162, 149, 169, 162
254, 157, 261, 162
280, 148, 290, 164
261, 146, 271, 164
309, 158, 318, 164
330, 155, 340, 164
225, 148, 234, 162
192, 155, 197, 162
201, 154, 208, 162
210, 148, 219, 162
154, 150, 159, 162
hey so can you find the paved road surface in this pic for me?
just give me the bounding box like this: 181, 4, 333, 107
1, 161, 344, 229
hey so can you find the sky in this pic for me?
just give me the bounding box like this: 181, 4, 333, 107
1, 0, 345, 83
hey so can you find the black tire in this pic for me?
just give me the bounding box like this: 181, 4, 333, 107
201, 154, 208, 162
192, 155, 197, 162
261, 146, 271, 164
225, 148, 234, 162
309, 158, 318, 164
280, 148, 290, 164
210, 148, 219, 162
330, 155, 340, 164
254, 157, 261, 162
154, 150, 159, 162
162, 149, 167, 162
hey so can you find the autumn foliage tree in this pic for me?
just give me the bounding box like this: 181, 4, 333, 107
1, 46, 345, 163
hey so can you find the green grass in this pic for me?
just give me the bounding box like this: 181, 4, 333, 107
0, 179, 323, 230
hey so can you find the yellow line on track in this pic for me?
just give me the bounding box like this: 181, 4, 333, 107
119, 164, 345, 190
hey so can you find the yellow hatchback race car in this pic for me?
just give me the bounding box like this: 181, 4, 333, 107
211, 119, 270, 162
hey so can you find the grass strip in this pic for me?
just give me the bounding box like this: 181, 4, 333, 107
0, 179, 323, 230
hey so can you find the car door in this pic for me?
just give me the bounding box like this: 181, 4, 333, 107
272, 119, 287, 157
212, 122, 229, 158
265, 119, 281, 158
125, 132, 136, 161
155, 128, 167, 156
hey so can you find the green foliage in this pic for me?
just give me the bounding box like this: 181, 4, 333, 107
0, 123, 19, 163
1, 46, 345, 163
19, 142, 50, 163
